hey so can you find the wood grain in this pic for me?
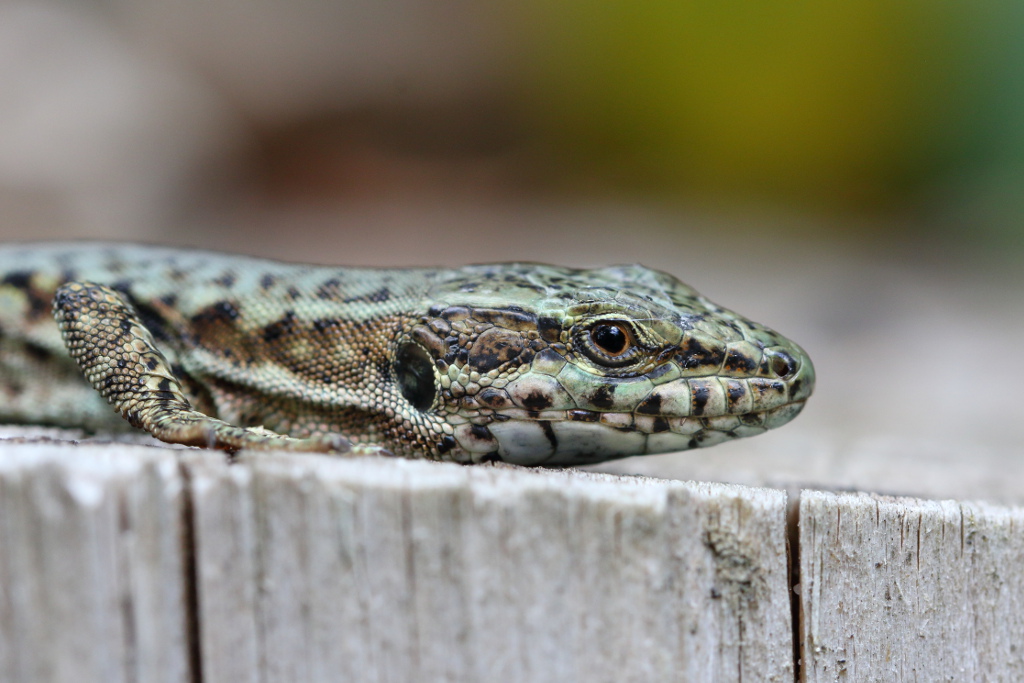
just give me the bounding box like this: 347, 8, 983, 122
0, 443, 191, 683
188, 453, 794, 682
0, 438, 794, 682
799, 490, 1024, 681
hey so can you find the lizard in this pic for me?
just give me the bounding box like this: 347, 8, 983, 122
0, 242, 815, 466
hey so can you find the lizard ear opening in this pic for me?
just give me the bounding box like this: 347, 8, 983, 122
394, 342, 436, 412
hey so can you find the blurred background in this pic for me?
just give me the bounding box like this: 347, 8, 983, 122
3, 0, 1024, 502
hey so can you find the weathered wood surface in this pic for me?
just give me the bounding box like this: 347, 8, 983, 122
0, 438, 793, 683
189, 453, 793, 683
7, 431, 1024, 683
0, 444, 191, 683
799, 490, 1024, 681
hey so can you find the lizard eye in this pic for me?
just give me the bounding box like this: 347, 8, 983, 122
591, 322, 629, 355
578, 320, 642, 367
394, 342, 436, 411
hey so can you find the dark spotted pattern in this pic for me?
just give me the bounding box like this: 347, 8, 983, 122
467, 327, 524, 373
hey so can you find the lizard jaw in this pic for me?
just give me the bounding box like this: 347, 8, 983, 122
450, 401, 806, 466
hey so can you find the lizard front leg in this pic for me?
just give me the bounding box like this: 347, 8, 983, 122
52, 281, 383, 455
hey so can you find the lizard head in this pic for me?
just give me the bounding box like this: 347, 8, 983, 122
394, 263, 814, 465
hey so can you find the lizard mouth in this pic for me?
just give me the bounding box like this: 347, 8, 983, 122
453, 401, 806, 466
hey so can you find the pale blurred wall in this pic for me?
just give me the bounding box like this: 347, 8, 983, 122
0, 0, 503, 244
0, 0, 1023, 255
0, 2, 236, 241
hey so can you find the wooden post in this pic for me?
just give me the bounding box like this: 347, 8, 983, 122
6, 435, 1024, 681
0, 440, 794, 682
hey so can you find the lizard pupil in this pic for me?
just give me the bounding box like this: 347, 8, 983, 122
394, 343, 436, 411
591, 323, 629, 355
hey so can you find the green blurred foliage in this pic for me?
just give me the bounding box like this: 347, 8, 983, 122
505, 0, 1024, 247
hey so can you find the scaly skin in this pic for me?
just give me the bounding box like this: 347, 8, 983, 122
0, 243, 815, 465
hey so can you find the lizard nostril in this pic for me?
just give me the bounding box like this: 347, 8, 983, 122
394, 342, 437, 412
768, 350, 798, 379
